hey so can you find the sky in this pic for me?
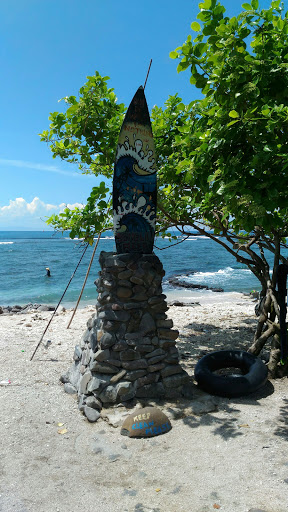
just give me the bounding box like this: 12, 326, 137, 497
0, 0, 282, 229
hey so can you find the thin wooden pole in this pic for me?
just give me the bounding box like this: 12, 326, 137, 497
67, 231, 102, 329
144, 59, 152, 90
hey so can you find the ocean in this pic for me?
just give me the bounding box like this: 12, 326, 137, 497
0, 230, 266, 308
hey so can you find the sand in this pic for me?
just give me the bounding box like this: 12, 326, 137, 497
0, 293, 288, 512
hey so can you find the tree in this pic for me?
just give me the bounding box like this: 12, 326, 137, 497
40, 1, 288, 376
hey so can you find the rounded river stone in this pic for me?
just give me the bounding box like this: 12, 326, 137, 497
120, 406, 172, 438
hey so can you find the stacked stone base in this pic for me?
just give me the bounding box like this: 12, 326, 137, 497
62, 251, 189, 420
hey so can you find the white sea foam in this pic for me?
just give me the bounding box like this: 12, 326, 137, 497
0, 241, 13, 245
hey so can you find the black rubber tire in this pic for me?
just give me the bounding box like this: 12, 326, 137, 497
194, 350, 268, 397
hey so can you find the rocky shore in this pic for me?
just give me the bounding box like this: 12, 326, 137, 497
167, 273, 224, 292
0, 303, 56, 315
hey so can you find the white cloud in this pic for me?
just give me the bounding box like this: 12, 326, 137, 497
0, 197, 84, 229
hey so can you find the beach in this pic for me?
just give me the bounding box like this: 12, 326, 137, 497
1, 293, 288, 512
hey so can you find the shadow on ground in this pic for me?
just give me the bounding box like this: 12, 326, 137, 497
274, 397, 288, 441
164, 316, 278, 441
177, 319, 257, 375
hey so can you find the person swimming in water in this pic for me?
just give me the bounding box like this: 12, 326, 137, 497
46, 267, 51, 277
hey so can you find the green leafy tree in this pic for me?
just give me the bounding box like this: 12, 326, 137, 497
40, 1, 288, 376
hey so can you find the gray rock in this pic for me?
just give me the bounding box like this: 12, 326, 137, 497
138, 344, 155, 353
64, 383, 77, 394
147, 362, 166, 373
120, 349, 141, 361
162, 372, 189, 389
181, 381, 195, 399
139, 312, 156, 334
116, 381, 135, 399
190, 397, 218, 415
137, 373, 159, 387
135, 382, 165, 398
87, 375, 110, 393
165, 386, 183, 399
156, 318, 173, 328
105, 358, 123, 367
147, 295, 165, 305
81, 348, 90, 366
118, 269, 133, 279
117, 287, 133, 299
60, 372, 69, 384
110, 369, 127, 384
160, 364, 184, 378
150, 303, 168, 313
89, 331, 98, 351
66, 361, 81, 388
98, 385, 118, 403
130, 276, 144, 285
90, 361, 119, 374
118, 279, 133, 288
79, 371, 92, 394
158, 328, 179, 340
111, 303, 123, 310
159, 339, 176, 349
132, 284, 146, 294
122, 359, 148, 370
87, 317, 94, 329
78, 394, 86, 411
102, 279, 114, 289
98, 309, 130, 322
103, 409, 131, 427
102, 320, 122, 332
123, 301, 146, 310
100, 252, 126, 268
94, 349, 110, 362
38, 305, 55, 312
148, 354, 166, 365
113, 340, 128, 351
81, 328, 91, 343
84, 406, 101, 422
146, 348, 166, 358
125, 369, 147, 381
85, 396, 102, 411
73, 345, 82, 361
247, 509, 268, 512
133, 293, 148, 301
125, 336, 152, 346
99, 332, 116, 349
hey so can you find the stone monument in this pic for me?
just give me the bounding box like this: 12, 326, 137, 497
61, 86, 189, 421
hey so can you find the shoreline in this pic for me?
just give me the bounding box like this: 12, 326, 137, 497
0, 290, 256, 314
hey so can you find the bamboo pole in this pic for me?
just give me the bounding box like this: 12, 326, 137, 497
67, 231, 102, 329
144, 59, 152, 90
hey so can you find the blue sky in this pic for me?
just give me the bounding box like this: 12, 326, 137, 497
0, 0, 282, 229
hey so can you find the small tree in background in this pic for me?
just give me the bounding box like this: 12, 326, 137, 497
40, 1, 288, 376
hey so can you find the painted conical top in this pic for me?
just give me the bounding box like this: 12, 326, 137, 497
123, 86, 151, 127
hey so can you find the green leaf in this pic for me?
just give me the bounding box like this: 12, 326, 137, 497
242, 3, 252, 9
227, 119, 240, 127
191, 21, 201, 32
199, 0, 212, 8
229, 110, 240, 118
169, 50, 179, 59
194, 43, 208, 57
